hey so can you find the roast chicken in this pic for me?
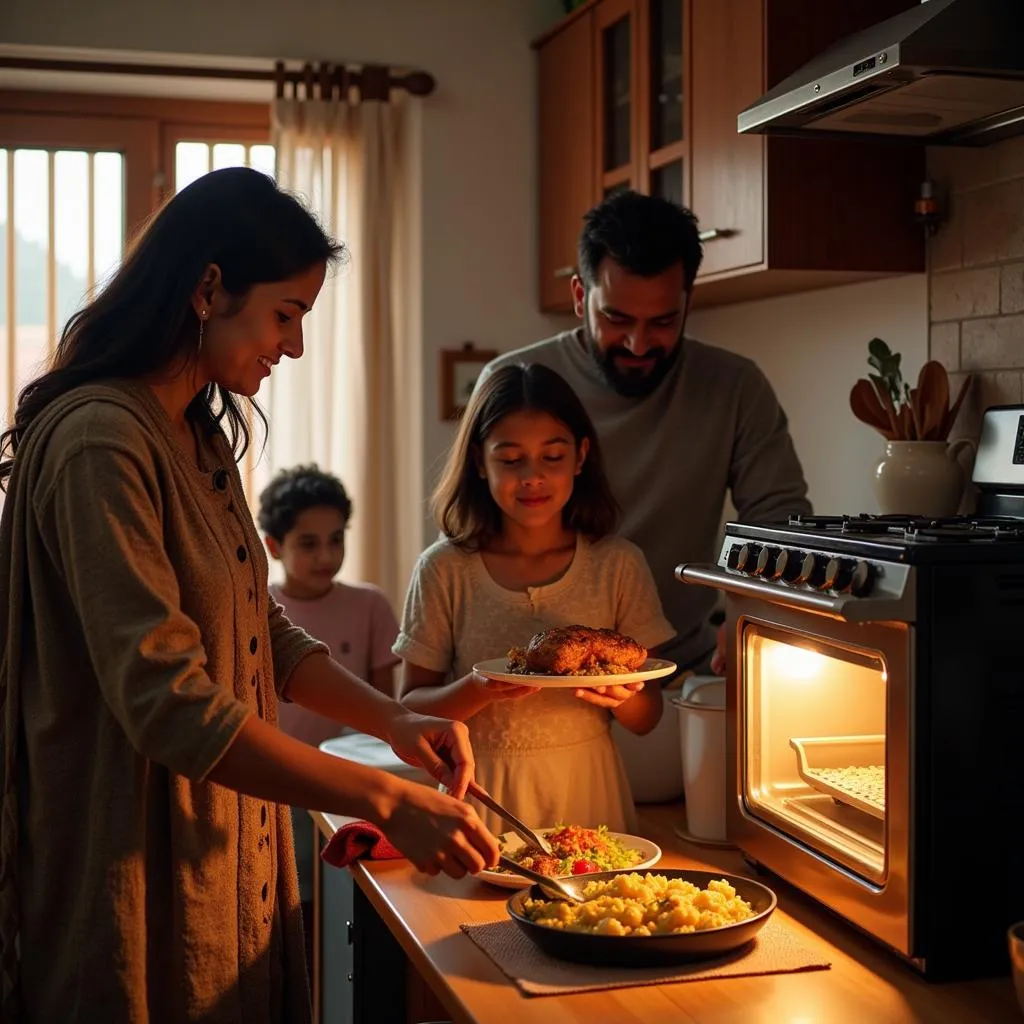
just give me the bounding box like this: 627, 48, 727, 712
507, 625, 648, 676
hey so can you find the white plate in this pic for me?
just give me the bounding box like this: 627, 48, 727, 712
473, 657, 677, 689
478, 829, 662, 889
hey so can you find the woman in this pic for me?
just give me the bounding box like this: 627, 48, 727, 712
0, 167, 497, 1023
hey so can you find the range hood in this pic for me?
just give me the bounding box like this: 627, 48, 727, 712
738, 0, 1024, 146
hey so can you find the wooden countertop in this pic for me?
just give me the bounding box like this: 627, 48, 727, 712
312, 803, 1018, 1024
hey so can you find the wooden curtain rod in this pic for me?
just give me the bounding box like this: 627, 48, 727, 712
0, 56, 436, 100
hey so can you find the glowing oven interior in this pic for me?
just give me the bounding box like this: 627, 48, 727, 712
743, 630, 888, 884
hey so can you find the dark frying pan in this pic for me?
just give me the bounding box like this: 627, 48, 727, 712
506, 868, 777, 967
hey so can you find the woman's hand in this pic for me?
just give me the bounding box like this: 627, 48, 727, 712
385, 710, 479, 799
375, 778, 499, 878
573, 681, 646, 709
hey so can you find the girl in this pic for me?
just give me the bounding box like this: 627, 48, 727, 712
395, 362, 676, 836
0, 167, 495, 1024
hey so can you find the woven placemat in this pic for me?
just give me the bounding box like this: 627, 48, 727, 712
459, 916, 831, 996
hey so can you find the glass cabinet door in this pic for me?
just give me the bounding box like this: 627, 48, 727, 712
644, 0, 687, 206
596, 0, 636, 195
649, 0, 683, 151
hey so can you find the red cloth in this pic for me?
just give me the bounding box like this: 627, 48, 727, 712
321, 819, 404, 868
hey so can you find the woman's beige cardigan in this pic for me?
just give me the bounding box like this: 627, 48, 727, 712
0, 381, 328, 1022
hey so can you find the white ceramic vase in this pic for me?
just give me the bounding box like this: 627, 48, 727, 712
873, 439, 975, 518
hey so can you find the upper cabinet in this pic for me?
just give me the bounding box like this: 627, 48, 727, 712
538, 9, 595, 312
535, 0, 925, 313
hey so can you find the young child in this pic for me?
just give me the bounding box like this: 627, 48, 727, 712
395, 363, 676, 835
258, 464, 403, 965
258, 463, 401, 748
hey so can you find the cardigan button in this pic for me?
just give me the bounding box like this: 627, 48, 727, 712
236, 546, 248, 563
249, 636, 258, 655
212, 468, 229, 491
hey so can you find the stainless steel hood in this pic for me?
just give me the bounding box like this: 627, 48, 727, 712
738, 0, 1024, 146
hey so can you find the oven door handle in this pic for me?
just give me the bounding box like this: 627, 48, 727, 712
676, 563, 915, 623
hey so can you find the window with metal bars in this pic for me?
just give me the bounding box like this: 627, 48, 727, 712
1, 92, 274, 504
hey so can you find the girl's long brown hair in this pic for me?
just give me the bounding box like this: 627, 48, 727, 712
0, 166, 345, 488
432, 362, 619, 550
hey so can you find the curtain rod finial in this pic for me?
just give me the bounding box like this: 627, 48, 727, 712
402, 71, 436, 97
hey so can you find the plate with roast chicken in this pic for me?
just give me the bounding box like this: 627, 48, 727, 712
473, 625, 676, 688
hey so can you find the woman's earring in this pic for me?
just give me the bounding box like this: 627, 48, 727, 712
198, 309, 208, 353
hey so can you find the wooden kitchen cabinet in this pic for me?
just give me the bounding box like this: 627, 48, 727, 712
690, 0, 925, 306
538, 7, 596, 312
534, 0, 925, 314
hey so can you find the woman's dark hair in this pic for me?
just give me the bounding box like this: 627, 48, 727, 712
0, 166, 345, 488
578, 190, 703, 290
432, 362, 619, 550
258, 463, 353, 541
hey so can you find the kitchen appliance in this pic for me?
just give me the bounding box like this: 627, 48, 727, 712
738, 0, 1024, 146
677, 406, 1024, 981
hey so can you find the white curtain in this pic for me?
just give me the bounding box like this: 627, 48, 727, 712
262, 91, 421, 611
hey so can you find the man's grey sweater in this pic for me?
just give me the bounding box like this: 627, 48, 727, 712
482, 330, 812, 669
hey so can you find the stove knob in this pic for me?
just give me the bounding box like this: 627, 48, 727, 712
824, 557, 855, 592
735, 543, 762, 574
798, 552, 827, 587
726, 543, 742, 570
754, 545, 781, 577
850, 560, 876, 597
775, 548, 804, 583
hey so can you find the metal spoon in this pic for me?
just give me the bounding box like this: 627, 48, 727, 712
465, 780, 554, 856
498, 855, 582, 904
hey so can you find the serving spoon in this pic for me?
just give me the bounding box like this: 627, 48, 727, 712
464, 779, 555, 856
498, 855, 582, 904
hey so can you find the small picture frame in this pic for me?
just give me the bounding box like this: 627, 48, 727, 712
439, 342, 498, 420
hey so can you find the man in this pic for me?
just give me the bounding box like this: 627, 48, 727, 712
481, 191, 811, 674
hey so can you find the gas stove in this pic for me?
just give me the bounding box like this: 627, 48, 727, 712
709, 511, 1024, 622
790, 512, 1024, 543
686, 406, 1024, 621
676, 405, 1024, 984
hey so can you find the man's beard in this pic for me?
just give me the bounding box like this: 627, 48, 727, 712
582, 313, 683, 398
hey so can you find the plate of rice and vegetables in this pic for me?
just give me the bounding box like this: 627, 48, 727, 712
478, 824, 662, 889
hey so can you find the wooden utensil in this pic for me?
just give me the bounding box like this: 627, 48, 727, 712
941, 375, 972, 439
850, 380, 895, 438
868, 376, 902, 438
907, 387, 924, 440
917, 361, 949, 440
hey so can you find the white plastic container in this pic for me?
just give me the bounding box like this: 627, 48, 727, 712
672, 677, 727, 841
612, 689, 685, 803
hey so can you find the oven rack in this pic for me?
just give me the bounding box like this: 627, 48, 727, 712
789, 735, 886, 820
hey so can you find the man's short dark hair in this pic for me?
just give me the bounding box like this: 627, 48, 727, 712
577, 191, 703, 290
257, 463, 353, 541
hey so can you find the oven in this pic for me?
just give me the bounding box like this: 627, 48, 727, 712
678, 406, 1024, 982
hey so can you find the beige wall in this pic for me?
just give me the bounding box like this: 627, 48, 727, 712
688, 275, 929, 518
5, 0, 953, 533
3, 0, 571, 554
927, 135, 1024, 440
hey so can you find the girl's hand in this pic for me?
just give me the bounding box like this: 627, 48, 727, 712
472, 672, 541, 702
385, 711, 478, 799
574, 681, 645, 709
